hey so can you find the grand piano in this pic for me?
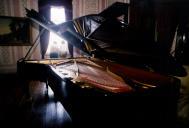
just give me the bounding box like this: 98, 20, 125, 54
17, 2, 184, 127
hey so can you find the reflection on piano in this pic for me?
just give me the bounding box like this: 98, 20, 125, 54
17, 2, 182, 127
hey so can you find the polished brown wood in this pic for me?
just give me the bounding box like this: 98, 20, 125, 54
0, 74, 72, 128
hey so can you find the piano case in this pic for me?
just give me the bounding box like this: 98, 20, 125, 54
46, 57, 180, 128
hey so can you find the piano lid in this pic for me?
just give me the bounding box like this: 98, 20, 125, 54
24, 2, 130, 58
24, 2, 187, 77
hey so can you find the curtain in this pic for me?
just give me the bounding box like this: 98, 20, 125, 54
0, 0, 38, 17
38, 1, 50, 59
129, 0, 155, 44
154, 2, 179, 55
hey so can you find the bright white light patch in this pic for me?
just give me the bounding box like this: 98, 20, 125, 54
50, 7, 66, 25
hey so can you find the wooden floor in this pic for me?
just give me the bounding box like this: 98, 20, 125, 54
177, 66, 189, 128
0, 73, 189, 128
0, 74, 72, 128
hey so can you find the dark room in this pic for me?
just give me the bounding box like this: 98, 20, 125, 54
0, 0, 189, 128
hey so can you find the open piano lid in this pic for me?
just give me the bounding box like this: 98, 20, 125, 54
25, 2, 186, 77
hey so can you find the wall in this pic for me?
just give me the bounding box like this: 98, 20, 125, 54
0, 0, 40, 73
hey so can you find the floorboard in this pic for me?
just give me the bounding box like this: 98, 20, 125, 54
0, 74, 72, 128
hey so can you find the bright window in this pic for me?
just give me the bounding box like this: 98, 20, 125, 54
46, 6, 68, 58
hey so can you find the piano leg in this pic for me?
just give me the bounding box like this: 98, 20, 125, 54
45, 80, 49, 99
